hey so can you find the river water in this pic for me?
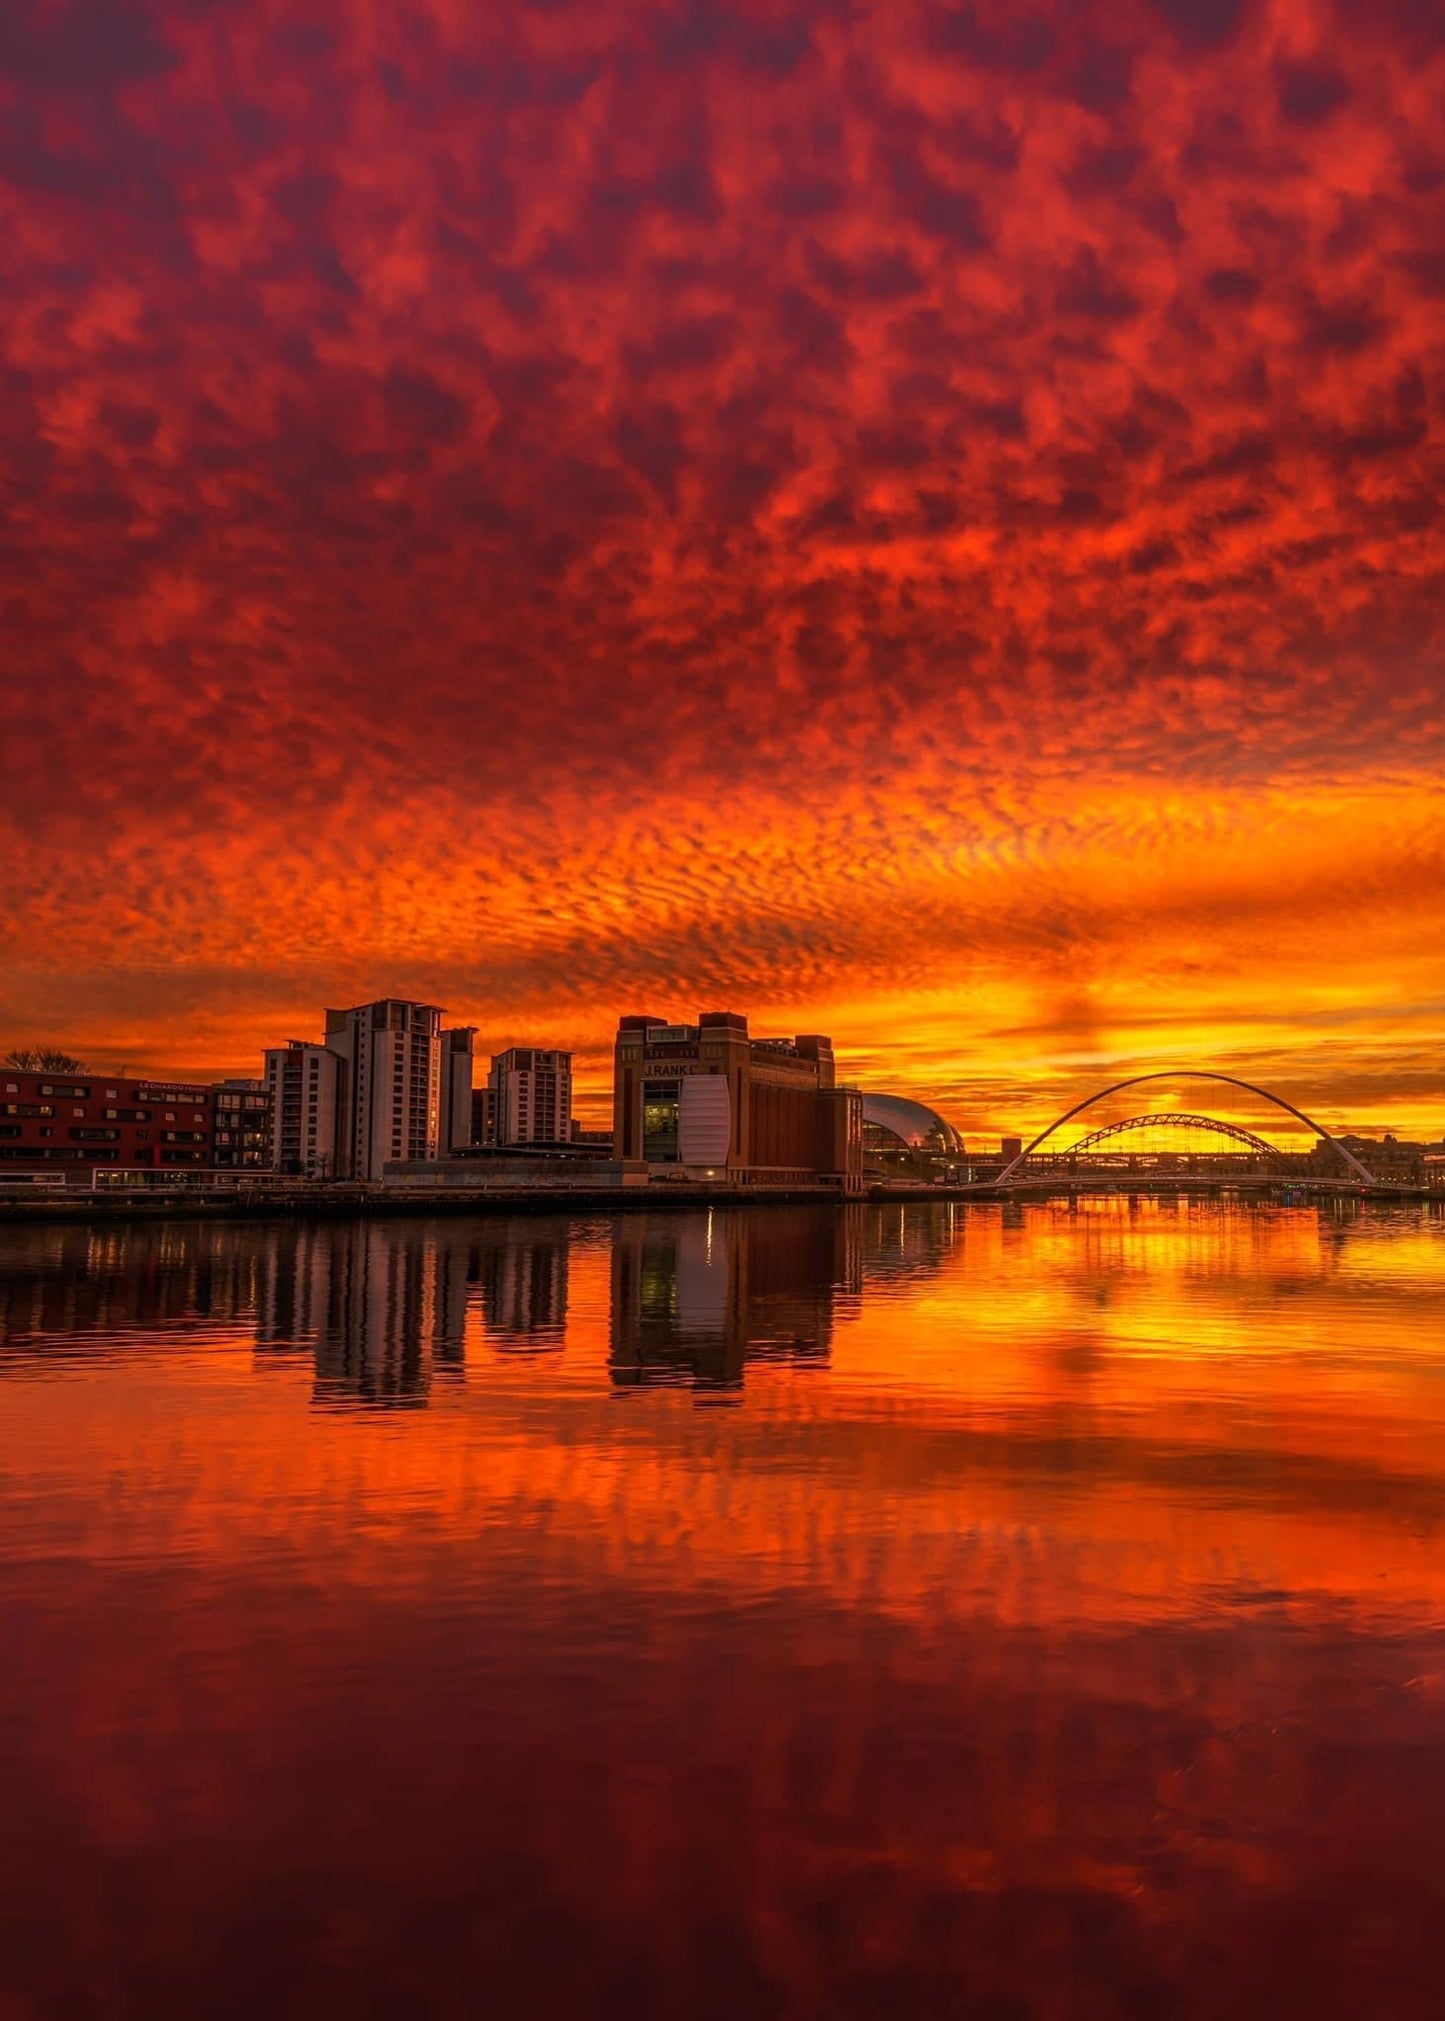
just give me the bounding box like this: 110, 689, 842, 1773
1, 1199, 1442, 2019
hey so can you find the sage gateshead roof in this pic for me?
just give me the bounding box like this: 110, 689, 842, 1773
861, 1095, 964, 1155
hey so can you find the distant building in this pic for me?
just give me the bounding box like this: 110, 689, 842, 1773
264, 1043, 343, 1177
861, 1095, 964, 1179
441, 1027, 476, 1152
0, 1070, 215, 1181
489, 1047, 573, 1147
211, 1078, 271, 1169
471, 1086, 497, 1148
611, 1012, 862, 1188
324, 1000, 447, 1180
1325, 1134, 1443, 1186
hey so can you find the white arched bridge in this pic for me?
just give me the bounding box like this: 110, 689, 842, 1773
993, 1071, 1379, 1191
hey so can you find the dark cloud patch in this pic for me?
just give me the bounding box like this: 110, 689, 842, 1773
381, 370, 470, 447
1203, 267, 1260, 304
884, 146, 991, 251
1065, 38, 1135, 111
1146, 0, 1250, 51
1053, 248, 1142, 324
0, 0, 178, 89
806, 242, 926, 304
1296, 292, 1390, 358
624, 314, 738, 381
931, 4, 1056, 74
1066, 141, 1146, 200
1274, 58, 1352, 128
652, 156, 722, 221
614, 403, 687, 507
651, 0, 815, 78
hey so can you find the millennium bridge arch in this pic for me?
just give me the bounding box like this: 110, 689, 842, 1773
994, 1071, 1377, 1188
1070, 1113, 1279, 1157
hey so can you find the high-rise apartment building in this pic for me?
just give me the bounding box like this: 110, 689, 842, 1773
471, 1086, 497, 1148
265, 1043, 343, 1177
441, 1027, 476, 1152
211, 1078, 272, 1168
488, 1048, 573, 1146
324, 1000, 446, 1180
264, 1001, 466, 1181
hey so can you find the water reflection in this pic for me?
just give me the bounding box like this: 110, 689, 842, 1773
608, 1207, 864, 1393
1, 1200, 1444, 2018
472, 1223, 569, 1353
1, 1207, 936, 1401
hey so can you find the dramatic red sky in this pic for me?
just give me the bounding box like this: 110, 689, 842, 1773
2, 0, 1442, 1135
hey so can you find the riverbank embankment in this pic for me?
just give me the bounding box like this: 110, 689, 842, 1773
0, 1178, 1435, 1224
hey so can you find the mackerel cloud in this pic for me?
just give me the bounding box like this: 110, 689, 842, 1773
1, 0, 1442, 1120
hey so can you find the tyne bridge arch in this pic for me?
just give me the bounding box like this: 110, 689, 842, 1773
993, 1071, 1377, 1188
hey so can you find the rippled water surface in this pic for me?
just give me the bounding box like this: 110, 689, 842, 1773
2, 1199, 1443, 2019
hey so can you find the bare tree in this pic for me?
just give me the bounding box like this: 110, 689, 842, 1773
5, 1047, 87, 1072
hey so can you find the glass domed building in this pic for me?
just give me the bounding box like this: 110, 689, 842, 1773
861, 1095, 965, 1179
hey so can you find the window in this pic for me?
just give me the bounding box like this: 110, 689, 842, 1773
642, 1081, 681, 1163
70, 1128, 121, 1142
40, 1084, 90, 1099
3, 1104, 53, 1118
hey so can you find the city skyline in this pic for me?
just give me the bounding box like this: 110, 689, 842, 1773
4, 978, 1444, 1143
2, 1, 1441, 1139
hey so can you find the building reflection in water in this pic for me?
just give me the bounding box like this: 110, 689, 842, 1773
0, 1205, 962, 1404
469, 1221, 569, 1353
255, 1219, 570, 1404
609, 1207, 864, 1394
0, 1221, 270, 1348
255, 1224, 469, 1410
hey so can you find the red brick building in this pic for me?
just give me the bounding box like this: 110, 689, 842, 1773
0, 1070, 216, 1181
612, 1012, 863, 1188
